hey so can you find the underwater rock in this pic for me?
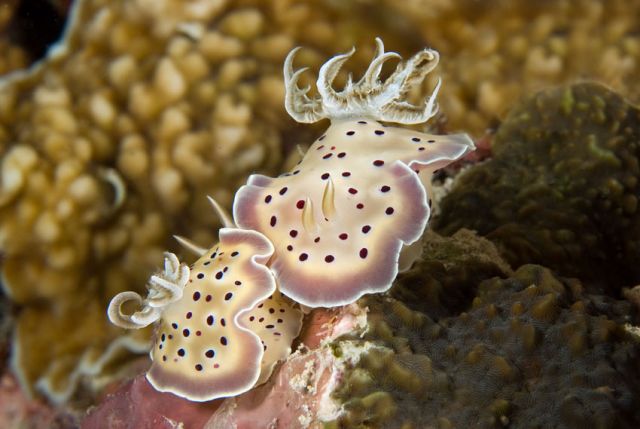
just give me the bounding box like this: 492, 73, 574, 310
436, 82, 640, 292
329, 263, 640, 429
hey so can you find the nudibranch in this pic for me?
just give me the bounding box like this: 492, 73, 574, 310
233, 38, 475, 307
107, 38, 473, 402
108, 210, 303, 401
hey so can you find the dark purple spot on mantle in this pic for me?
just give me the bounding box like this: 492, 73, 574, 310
373, 160, 384, 167
359, 248, 368, 258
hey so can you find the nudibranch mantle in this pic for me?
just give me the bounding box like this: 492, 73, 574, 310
233, 39, 475, 307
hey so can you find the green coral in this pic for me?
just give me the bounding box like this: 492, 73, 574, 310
327, 246, 640, 428
435, 83, 640, 291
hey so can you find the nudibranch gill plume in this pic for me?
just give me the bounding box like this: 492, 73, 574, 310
107, 38, 474, 402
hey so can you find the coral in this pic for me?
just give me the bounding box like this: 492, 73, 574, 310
381, 0, 640, 135
0, 0, 28, 76
435, 82, 640, 291
328, 263, 640, 429
0, 0, 428, 403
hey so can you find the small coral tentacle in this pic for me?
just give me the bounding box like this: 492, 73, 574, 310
206, 195, 235, 228
97, 167, 127, 213
173, 235, 207, 256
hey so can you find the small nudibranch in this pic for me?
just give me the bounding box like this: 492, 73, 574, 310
233, 38, 475, 307
109, 225, 302, 401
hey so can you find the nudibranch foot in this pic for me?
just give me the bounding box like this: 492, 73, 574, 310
108, 252, 189, 329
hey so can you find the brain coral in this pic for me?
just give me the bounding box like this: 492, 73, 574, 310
0, 0, 428, 404
435, 82, 640, 291
381, 0, 640, 135
328, 258, 640, 429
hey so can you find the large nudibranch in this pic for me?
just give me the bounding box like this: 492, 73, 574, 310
107, 38, 474, 401
233, 38, 474, 307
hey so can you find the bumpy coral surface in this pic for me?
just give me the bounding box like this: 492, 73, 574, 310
382, 0, 640, 135
435, 82, 640, 291
328, 260, 640, 428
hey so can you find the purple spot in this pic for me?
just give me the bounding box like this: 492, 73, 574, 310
287, 245, 293, 251
419, 147, 425, 151
207, 315, 214, 325
172, 323, 178, 329
357, 121, 367, 124
235, 280, 242, 285
373, 160, 384, 166
325, 255, 335, 263
412, 137, 421, 142
314, 237, 320, 243
279, 187, 288, 195
428, 139, 435, 143
193, 292, 201, 301
206, 294, 212, 302
339, 233, 348, 240
197, 273, 204, 279
386, 207, 395, 215
346, 131, 355, 136
265, 195, 272, 203
362, 225, 371, 233
374, 130, 385, 135
381, 185, 390, 192
183, 329, 190, 337
224, 292, 233, 301
221, 318, 226, 327
348, 188, 358, 194
206, 350, 215, 358
195, 364, 203, 371
231, 251, 239, 257
323, 153, 333, 160
186, 312, 192, 319
215, 271, 223, 280
290, 230, 298, 238
321, 173, 330, 180
337, 152, 346, 158
178, 349, 185, 357
296, 200, 305, 209
220, 337, 228, 346
360, 248, 368, 259
270, 216, 277, 227
356, 203, 364, 209
299, 253, 308, 262
342, 172, 351, 177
